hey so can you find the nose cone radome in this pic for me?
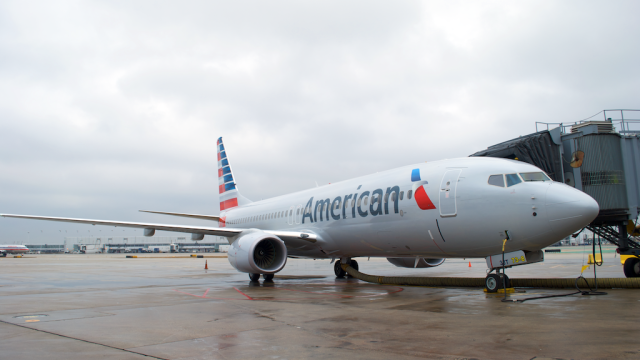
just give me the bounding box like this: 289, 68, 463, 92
546, 183, 599, 236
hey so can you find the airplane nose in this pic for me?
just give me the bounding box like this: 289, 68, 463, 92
546, 183, 599, 235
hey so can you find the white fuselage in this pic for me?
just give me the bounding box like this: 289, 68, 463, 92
220, 157, 598, 259
0, 245, 29, 255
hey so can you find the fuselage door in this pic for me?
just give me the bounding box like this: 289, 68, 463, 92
295, 205, 302, 225
288, 206, 295, 225
439, 169, 462, 217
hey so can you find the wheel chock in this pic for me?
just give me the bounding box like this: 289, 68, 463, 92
484, 287, 515, 294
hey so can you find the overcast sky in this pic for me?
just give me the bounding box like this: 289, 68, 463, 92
1, 1, 639, 244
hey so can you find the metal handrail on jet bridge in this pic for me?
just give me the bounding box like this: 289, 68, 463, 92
340, 264, 640, 289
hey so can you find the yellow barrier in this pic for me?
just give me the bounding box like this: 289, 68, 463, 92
588, 254, 603, 264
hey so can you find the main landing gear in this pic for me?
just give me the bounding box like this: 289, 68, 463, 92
485, 270, 511, 293
249, 273, 275, 282
334, 259, 359, 278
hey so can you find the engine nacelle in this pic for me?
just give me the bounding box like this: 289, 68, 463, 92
387, 257, 445, 268
228, 231, 287, 274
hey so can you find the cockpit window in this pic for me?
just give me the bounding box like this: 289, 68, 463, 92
488, 175, 505, 187
520, 172, 551, 182
506, 173, 522, 187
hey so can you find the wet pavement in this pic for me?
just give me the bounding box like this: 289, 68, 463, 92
1, 249, 639, 359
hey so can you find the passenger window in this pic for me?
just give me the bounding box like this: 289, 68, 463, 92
357, 198, 362, 207
351, 199, 355, 208
488, 175, 505, 187
407, 190, 413, 199
364, 197, 369, 206
400, 191, 404, 200
506, 174, 522, 187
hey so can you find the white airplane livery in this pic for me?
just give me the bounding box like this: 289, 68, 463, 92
0, 245, 29, 256
2, 137, 599, 291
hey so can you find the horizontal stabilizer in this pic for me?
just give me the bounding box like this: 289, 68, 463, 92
139, 210, 220, 222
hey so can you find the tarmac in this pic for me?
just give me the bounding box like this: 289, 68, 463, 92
1, 247, 639, 360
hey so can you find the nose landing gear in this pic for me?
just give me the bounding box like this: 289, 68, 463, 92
485, 272, 511, 293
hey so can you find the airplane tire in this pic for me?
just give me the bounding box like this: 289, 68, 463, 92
623, 257, 640, 278
485, 274, 500, 293
334, 260, 346, 278
249, 273, 260, 282
263, 274, 274, 281
347, 259, 359, 277
350, 259, 359, 271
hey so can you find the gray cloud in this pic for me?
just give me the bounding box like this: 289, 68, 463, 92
1, 0, 639, 243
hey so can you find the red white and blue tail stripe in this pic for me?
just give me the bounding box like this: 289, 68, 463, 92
217, 137, 238, 211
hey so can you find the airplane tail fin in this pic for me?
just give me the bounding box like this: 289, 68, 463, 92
217, 137, 252, 211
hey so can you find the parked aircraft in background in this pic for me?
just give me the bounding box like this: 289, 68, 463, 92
2, 137, 599, 291
0, 245, 29, 256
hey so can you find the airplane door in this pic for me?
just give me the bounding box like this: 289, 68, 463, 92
288, 206, 295, 225
295, 205, 302, 224
439, 169, 462, 217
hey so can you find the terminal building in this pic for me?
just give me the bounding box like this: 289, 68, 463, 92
62, 236, 229, 253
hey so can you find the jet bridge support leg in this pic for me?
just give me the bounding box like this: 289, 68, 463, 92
618, 222, 629, 251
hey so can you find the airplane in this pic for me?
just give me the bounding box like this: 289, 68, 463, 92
0, 244, 29, 256
1, 137, 599, 291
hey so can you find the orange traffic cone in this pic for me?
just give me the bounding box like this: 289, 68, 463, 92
468, 261, 471, 267
205, 260, 208, 270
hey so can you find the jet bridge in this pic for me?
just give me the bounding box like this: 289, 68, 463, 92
471, 110, 640, 276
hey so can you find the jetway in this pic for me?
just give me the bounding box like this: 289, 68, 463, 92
471, 109, 640, 276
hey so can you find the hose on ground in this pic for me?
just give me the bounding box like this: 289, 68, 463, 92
341, 264, 640, 289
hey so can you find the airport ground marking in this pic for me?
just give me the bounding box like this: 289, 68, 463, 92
233, 287, 254, 300
0, 319, 169, 360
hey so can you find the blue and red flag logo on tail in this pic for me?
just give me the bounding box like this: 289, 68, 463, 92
217, 137, 239, 212
411, 169, 436, 210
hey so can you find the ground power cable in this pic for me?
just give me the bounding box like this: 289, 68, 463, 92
504, 232, 607, 303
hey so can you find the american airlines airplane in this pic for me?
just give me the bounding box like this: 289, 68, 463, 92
2, 138, 599, 291
0, 244, 29, 256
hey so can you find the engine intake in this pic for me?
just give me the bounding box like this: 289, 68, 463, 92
228, 231, 287, 274
387, 257, 445, 268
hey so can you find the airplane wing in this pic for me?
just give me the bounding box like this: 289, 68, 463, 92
138, 210, 221, 221
0, 214, 318, 243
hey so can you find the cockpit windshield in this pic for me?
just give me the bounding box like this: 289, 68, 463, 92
519, 172, 551, 182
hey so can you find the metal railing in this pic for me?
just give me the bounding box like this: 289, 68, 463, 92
536, 109, 640, 135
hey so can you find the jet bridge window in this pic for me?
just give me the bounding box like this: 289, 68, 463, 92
488, 175, 505, 187
520, 172, 551, 182
506, 174, 522, 187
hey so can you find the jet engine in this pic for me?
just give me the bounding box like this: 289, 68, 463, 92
227, 231, 287, 274
387, 257, 445, 268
